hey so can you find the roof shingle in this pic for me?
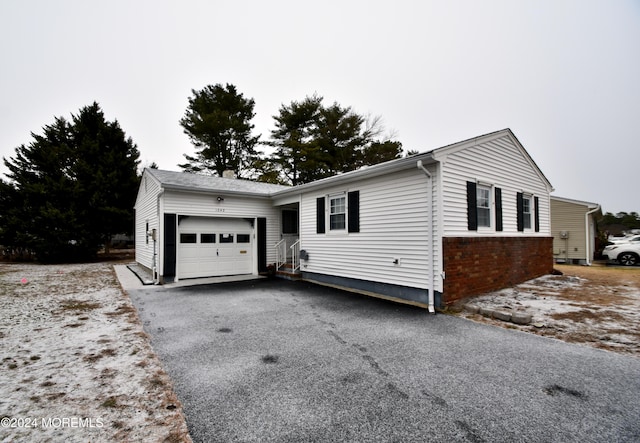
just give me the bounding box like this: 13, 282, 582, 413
146, 169, 290, 196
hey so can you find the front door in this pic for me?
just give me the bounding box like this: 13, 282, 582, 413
281, 209, 299, 257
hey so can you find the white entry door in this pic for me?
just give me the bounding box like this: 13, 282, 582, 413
177, 217, 253, 279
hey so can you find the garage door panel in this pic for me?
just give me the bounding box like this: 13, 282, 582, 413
198, 244, 218, 260
177, 217, 253, 279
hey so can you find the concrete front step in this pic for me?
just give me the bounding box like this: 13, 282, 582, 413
276, 268, 302, 281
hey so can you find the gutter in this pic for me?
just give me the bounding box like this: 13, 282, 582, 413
417, 160, 436, 314
160, 183, 277, 199
274, 153, 437, 197
584, 204, 601, 266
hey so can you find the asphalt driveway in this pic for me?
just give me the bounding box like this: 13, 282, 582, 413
127, 278, 640, 443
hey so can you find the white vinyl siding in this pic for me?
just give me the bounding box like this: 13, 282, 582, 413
299, 167, 440, 292
550, 198, 591, 262
162, 190, 281, 265
133, 171, 161, 270
440, 134, 551, 236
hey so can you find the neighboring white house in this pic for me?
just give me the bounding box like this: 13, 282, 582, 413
134, 128, 554, 311
550, 196, 602, 265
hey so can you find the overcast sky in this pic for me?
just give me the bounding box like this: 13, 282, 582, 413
1, 0, 638, 214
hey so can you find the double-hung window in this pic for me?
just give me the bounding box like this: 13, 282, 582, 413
517, 192, 539, 232
467, 181, 502, 231
476, 185, 491, 228
329, 194, 346, 231
317, 191, 360, 234
522, 196, 532, 230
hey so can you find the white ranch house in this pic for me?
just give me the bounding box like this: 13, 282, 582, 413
134, 129, 554, 311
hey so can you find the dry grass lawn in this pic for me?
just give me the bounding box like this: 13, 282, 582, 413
0, 258, 191, 443
454, 264, 640, 356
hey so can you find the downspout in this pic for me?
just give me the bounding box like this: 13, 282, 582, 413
417, 160, 436, 314
584, 204, 600, 266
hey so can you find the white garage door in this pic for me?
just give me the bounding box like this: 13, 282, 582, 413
178, 217, 253, 279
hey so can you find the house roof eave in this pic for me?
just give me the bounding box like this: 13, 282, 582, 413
551, 195, 602, 211
145, 168, 289, 198
159, 182, 274, 199
273, 152, 438, 197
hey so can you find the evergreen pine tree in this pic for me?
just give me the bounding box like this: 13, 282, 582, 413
179, 84, 260, 177
1, 103, 140, 262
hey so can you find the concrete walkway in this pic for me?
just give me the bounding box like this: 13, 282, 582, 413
114, 264, 265, 291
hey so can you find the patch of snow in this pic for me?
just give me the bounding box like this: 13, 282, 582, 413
458, 269, 640, 356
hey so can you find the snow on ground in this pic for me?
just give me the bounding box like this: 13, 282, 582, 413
0, 262, 191, 443
455, 265, 640, 356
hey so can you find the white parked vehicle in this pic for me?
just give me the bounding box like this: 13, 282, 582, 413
608, 234, 640, 245
602, 242, 640, 266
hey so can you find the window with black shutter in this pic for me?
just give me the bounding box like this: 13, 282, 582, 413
317, 191, 360, 234
517, 192, 538, 232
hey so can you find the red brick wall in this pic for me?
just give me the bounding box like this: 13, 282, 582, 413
442, 236, 553, 304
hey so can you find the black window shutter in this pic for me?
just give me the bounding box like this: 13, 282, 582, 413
466, 181, 477, 231
495, 187, 503, 232
316, 197, 325, 234
516, 192, 524, 232
534, 196, 540, 232
257, 218, 267, 273
348, 190, 360, 233
163, 213, 177, 277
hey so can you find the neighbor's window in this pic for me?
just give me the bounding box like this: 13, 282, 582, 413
477, 185, 491, 227
523, 196, 532, 230
329, 194, 346, 230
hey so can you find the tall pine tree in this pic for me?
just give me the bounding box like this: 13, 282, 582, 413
1, 103, 140, 262
268, 94, 323, 185
267, 95, 403, 185
179, 84, 260, 177
314, 102, 368, 176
